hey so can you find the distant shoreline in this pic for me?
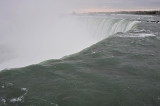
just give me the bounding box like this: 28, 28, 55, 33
73, 10, 160, 16
113, 11, 160, 15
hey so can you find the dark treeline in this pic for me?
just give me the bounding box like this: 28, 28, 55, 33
74, 11, 160, 16
117, 11, 160, 15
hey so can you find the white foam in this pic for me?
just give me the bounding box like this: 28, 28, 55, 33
1, 83, 14, 89
91, 51, 96, 54
10, 96, 23, 103
50, 103, 58, 106
21, 88, 27, 91
1, 84, 5, 89
118, 33, 156, 38
1, 98, 6, 105
9, 87, 28, 103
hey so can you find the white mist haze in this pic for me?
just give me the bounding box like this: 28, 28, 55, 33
0, 0, 97, 70
0, 0, 157, 70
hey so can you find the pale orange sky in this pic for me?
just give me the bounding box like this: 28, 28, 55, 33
1, 0, 160, 14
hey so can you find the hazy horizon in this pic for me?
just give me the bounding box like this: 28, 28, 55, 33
0, 0, 160, 14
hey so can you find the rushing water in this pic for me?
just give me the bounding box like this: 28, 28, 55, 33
0, 14, 160, 106
0, 15, 138, 70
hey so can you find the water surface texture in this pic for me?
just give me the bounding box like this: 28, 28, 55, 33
0, 14, 160, 106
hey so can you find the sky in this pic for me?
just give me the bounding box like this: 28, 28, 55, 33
0, 0, 160, 14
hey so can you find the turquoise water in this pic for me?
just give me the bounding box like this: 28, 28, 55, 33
0, 14, 160, 106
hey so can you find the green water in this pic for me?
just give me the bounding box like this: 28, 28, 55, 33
0, 15, 160, 106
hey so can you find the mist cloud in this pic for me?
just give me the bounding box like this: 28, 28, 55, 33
0, 0, 159, 70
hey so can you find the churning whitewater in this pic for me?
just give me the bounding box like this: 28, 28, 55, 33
0, 14, 160, 106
